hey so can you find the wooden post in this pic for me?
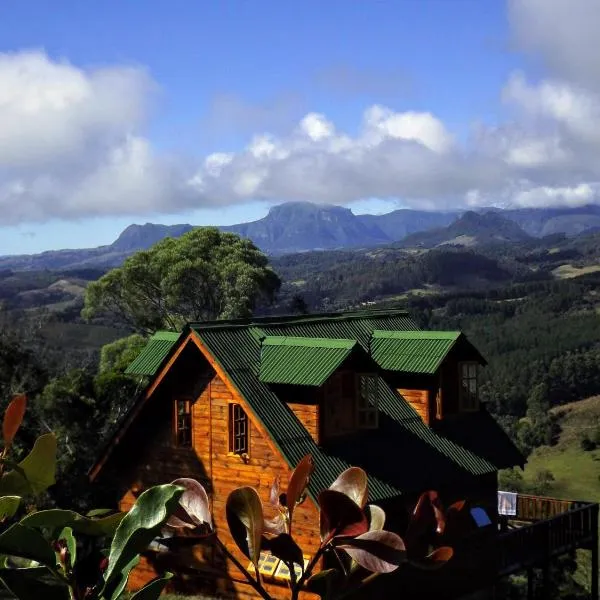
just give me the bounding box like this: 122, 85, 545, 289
542, 561, 550, 598
527, 567, 534, 600
592, 504, 598, 600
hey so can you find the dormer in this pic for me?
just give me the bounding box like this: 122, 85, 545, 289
258, 336, 379, 443
370, 330, 486, 424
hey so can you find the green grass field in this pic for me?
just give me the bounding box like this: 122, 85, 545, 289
520, 396, 600, 595
523, 396, 600, 503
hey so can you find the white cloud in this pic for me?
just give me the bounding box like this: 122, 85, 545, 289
0, 50, 194, 224
5, 0, 600, 227
508, 0, 600, 93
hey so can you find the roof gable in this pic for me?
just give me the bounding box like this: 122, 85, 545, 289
259, 336, 358, 386
125, 331, 180, 376
370, 330, 485, 374
371, 330, 460, 374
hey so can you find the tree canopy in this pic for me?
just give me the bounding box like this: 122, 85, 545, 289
82, 228, 281, 332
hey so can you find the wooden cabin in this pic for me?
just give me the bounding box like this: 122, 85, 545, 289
90, 309, 529, 599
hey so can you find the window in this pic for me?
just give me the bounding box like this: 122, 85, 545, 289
248, 551, 310, 582
323, 372, 356, 437
174, 399, 192, 447
229, 403, 249, 455
357, 374, 378, 428
459, 362, 478, 411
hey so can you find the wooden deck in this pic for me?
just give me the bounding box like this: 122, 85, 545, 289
498, 494, 598, 577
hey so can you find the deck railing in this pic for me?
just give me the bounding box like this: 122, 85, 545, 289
497, 496, 598, 576
515, 493, 588, 522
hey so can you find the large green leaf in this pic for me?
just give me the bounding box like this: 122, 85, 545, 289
130, 572, 173, 600
0, 566, 70, 600
0, 496, 20, 520
21, 509, 125, 536
105, 554, 140, 600
225, 487, 263, 566
0, 433, 57, 496
0, 523, 57, 567
103, 484, 183, 597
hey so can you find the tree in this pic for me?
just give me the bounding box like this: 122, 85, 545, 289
82, 228, 281, 333
98, 334, 147, 374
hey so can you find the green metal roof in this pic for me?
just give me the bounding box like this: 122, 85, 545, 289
185, 310, 519, 500
125, 331, 180, 376
259, 336, 357, 386
371, 330, 461, 374
101, 309, 521, 500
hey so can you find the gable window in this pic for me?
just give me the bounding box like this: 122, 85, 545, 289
229, 403, 249, 455
357, 374, 378, 429
459, 362, 478, 411
174, 399, 193, 447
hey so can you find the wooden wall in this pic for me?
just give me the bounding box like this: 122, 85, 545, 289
397, 388, 430, 424
288, 402, 319, 442
112, 341, 320, 599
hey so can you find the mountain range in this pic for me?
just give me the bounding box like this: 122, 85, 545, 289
3, 201, 600, 271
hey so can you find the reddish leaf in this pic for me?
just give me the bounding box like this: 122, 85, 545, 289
410, 546, 453, 570
448, 500, 466, 514
267, 533, 303, 568
286, 454, 314, 529
366, 504, 386, 532
334, 530, 406, 574
226, 487, 264, 566
318, 489, 368, 542
405, 491, 445, 546
329, 467, 368, 508
3, 395, 26, 449
168, 478, 212, 531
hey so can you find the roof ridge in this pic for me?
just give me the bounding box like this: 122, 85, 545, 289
262, 335, 358, 349
188, 308, 411, 331
151, 330, 180, 340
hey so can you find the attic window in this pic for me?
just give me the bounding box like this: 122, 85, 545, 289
229, 403, 249, 455
459, 362, 478, 411
357, 374, 378, 429
174, 399, 193, 447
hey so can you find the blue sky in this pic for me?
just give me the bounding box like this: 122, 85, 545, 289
0, 0, 598, 254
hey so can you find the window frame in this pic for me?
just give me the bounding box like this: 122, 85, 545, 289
228, 402, 249, 456
356, 372, 379, 429
459, 361, 479, 412
173, 398, 193, 448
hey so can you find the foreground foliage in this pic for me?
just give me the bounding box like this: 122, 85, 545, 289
0, 396, 460, 600
160, 456, 460, 600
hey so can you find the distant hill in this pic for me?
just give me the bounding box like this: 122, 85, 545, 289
496, 204, 600, 237
398, 211, 532, 248
356, 208, 459, 240
4, 201, 600, 271
221, 202, 390, 253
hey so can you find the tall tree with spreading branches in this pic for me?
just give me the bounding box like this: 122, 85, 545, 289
82, 228, 281, 333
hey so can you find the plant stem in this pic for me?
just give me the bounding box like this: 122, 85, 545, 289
215, 537, 272, 600
291, 544, 326, 600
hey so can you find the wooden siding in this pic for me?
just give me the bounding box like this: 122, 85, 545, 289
397, 388, 430, 424
288, 402, 320, 443
114, 343, 321, 599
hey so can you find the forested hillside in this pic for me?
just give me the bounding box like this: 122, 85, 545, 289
1, 226, 600, 598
